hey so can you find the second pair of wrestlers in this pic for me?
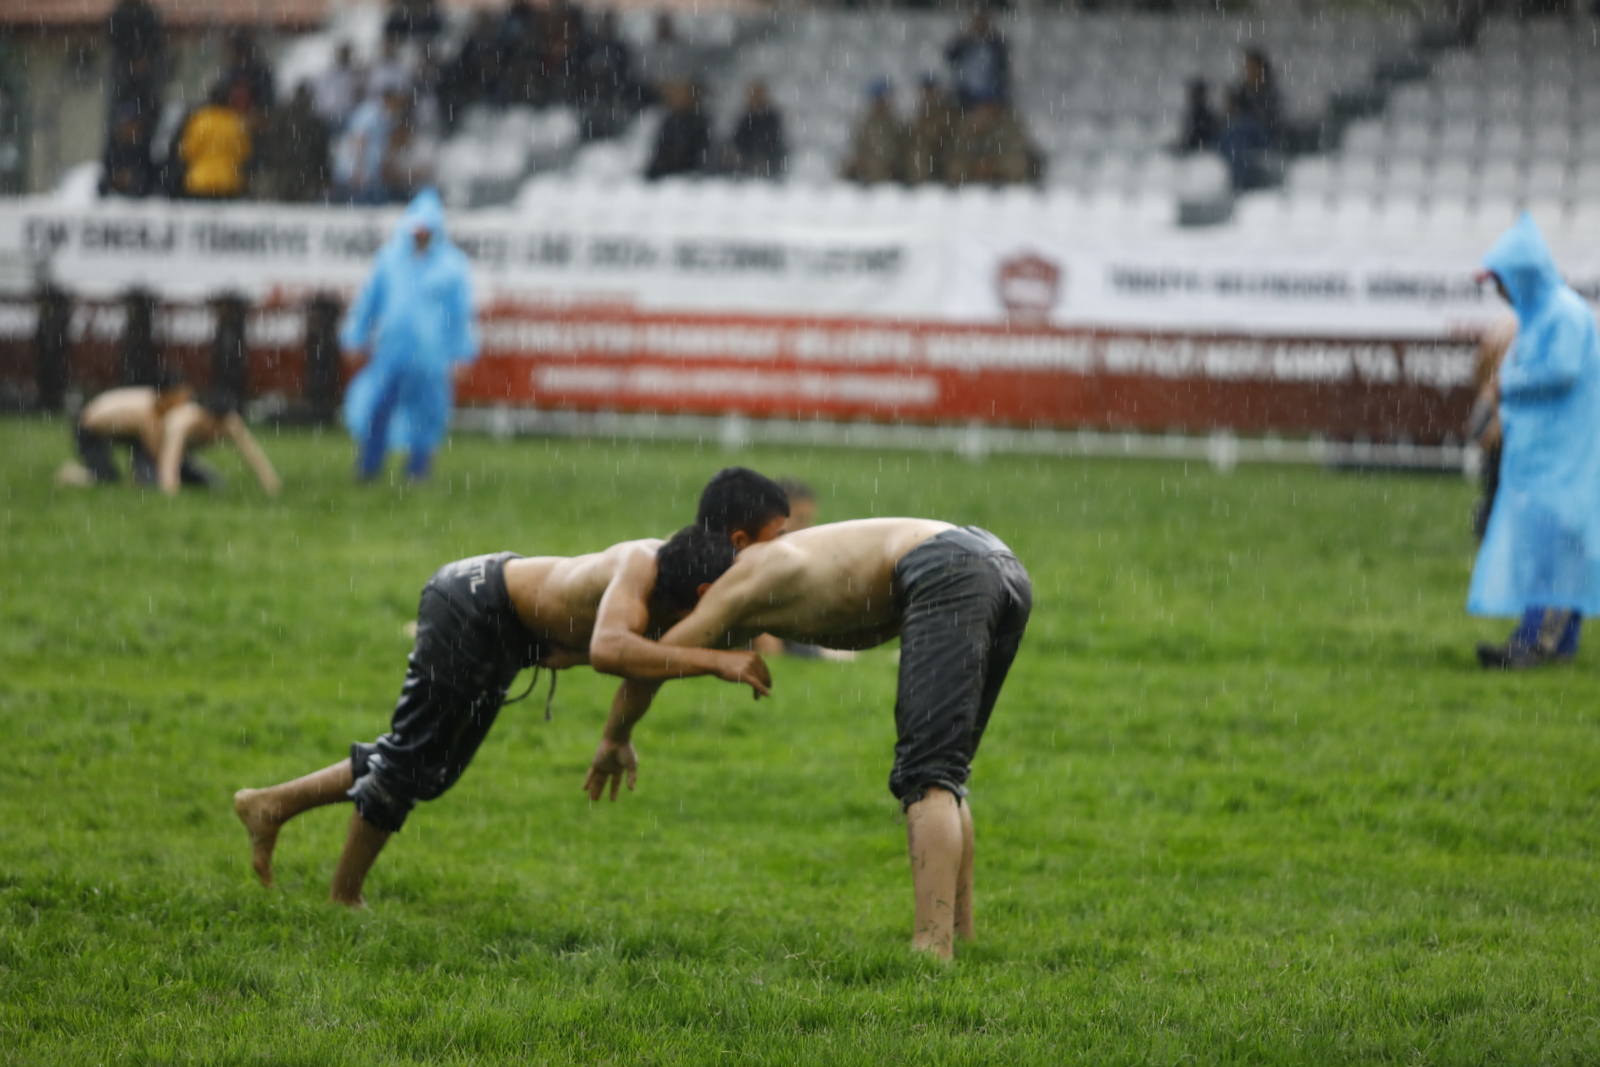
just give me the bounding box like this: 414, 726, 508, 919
235, 468, 1031, 960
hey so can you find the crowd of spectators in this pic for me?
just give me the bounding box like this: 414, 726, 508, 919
97, 0, 767, 200
840, 10, 1039, 188
645, 77, 787, 181
96, 0, 1276, 202
99, 0, 444, 204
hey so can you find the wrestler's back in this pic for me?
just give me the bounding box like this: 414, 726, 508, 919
503, 539, 660, 643
736, 518, 952, 639
80, 387, 158, 437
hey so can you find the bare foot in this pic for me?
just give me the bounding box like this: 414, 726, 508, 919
55, 462, 94, 488
233, 789, 282, 887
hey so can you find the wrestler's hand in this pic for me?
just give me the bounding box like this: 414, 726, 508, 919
584, 736, 638, 801
713, 650, 772, 699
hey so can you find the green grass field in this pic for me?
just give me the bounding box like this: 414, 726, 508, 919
2, 417, 1597, 1065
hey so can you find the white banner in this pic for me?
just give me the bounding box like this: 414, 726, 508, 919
4, 198, 1597, 339
945, 238, 1600, 340
0, 200, 940, 315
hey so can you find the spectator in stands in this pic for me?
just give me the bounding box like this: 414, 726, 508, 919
312, 43, 364, 133
1469, 215, 1600, 670
215, 30, 275, 117
945, 8, 1010, 110
577, 11, 639, 141
841, 79, 905, 185
541, 0, 590, 107
100, 102, 156, 198
411, 53, 445, 135
645, 80, 712, 180
253, 83, 331, 202
638, 13, 699, 103
905, 74, 957, 186
105, 50, 164, 181
380, 102, 439, 202
946, 95, 1031, 187
443, 11, 506, 117
104, 0, 164, 201
723, 80, 786, 180
1216, 48, 1282, 190
367, 32, 414, 104
336, 89, 406, 204
384, 0, 444, 44
107, 0, 165, 108
499, 0, 546, 107
1173, 78, 1220, 154
179, 85, 251, 200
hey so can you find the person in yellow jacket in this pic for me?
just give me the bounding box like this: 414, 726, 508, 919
180, 85, 251, 198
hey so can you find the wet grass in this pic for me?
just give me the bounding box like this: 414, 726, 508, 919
2, 415, 1598, 1065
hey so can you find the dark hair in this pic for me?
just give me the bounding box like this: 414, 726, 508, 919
201, 389, 239, 418
696, 467, 789, 539
777, 477, 815, 504
653, 525, 737, 615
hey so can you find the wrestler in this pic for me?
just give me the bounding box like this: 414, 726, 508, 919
586, 519, 1032, 959
233, 466, 790, 904
56, 380, 281, 497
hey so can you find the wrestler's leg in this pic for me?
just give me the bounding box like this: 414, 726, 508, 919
955, 798, 975, 942
906, 786, 964, 961
330, 811, 391, 907
233, 759, 355, 887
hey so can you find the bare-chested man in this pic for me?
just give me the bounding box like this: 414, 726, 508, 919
232, 466, 789, 905
56, 383, 281, 497
584, 519, 1032, 960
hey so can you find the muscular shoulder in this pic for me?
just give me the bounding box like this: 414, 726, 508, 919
716, 537, 808, 596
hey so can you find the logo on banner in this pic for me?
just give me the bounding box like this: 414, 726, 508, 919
996, 253, 1062, 324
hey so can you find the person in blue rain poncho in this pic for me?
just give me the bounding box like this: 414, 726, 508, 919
341, 189, 478, 482
1468, 213, 1600, 669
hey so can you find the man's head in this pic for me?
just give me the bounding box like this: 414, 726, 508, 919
777, 477, 816, 533
652, 525, 737, 618
746, 79, 771, 112
1243, 48, 1269, 88
153, 368, 194, 415
696, 467, 790, 549
201, 389, 240, 420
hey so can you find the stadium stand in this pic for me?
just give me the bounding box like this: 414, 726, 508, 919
1252, 16, 1600, 242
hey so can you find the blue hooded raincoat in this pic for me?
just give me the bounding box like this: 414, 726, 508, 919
341, 189, 479, 459
1468, 213, 1600, 616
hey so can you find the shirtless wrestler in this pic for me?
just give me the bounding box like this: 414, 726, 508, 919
230, 527, 778, 905
584, 519, 1033, 959
57, 382, 281, 497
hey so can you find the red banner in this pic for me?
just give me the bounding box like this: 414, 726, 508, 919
461, 302, 1477, 444
0, 296, 1478, 444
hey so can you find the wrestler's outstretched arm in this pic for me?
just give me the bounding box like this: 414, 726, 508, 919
583, 678, 658, 801
157, 404, 205, 496
221, 414, 282, 496
590, 547, 770, 695
583, 573, 771, 797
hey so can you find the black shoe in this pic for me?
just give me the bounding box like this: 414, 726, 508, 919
1476, 641, 1571, 670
